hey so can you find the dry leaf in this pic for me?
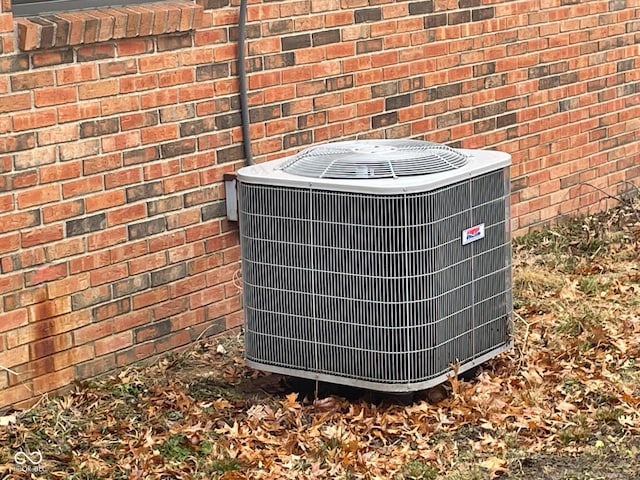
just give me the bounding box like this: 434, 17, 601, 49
480, 456, 508, 479
0, 415, 16, 426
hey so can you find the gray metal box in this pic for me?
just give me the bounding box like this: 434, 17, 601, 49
237, 141, 513, 392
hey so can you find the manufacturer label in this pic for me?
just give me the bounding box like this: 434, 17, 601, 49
462, 223, 485, 245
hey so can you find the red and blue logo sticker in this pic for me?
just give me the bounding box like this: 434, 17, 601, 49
462, 223, 485, 245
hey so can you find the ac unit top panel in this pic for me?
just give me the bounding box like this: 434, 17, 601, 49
237, 140, 511, 195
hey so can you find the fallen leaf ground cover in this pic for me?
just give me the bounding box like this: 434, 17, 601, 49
2, 199, 640, 480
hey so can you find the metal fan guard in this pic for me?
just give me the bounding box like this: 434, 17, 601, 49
279, 140, 469, 179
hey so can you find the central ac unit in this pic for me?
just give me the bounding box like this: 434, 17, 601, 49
237, 139, 512, 392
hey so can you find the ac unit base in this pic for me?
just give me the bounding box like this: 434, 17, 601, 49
245, 340, 513, 393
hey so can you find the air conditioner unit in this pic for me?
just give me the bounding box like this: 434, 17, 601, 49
237, 139, 512, 392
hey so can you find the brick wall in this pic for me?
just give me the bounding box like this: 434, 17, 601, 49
0, 0, 638, 409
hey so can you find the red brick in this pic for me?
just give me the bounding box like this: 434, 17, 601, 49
153, 298, 188, 321
13, 147, 56, 172
222, 246, 240, 264
32, 367, 75, 396
133, 286, 169, 309
110, 240, 147, 262
58, 102, 101, 124
167, 210, 201, 230
85, 190, 125, 212
0, 310, 28, 333
47, 273, 90, 299
187, 253, 223, 275
27, 297, 71, 322
148, 231, 185, 252
0, 344, 29, 369
225, 310, 244, 329
115, 342, 154, 366
51, 345, 94, 371
71, 284, 111, 310
106, 203, 146, 226
83, 152, 122, 175
74, 320, 114, 344
101, 96, 140, 116
202, 165, 238, 187
0, 92, 31, 113
53, 13, 83, 45
172, 310, 204, 332
0, 383, 34, 407
104, 167, 142, 189
19, 310, 87, 339
205, 263, 239, 287
168, 243, 205, 264
93, 298, 131, 321
29, 333, 73, 359
181, 83, 215, 102
98, 58, 137, 78
140, 88, 178, 110
158, 68, 194, 88
17, 185, 60, 209
0, 0, 639, 410
114, 310, 149, 332
0, 194, 12, 215
2, 248, 46, 275
119, 73, 159, 94
62, 176, 103, 199
129, 251, 167, 274
0, 268, 22, 294
25, 263, 68, 287
169, 273, 206, 298
56, 64, 98, 85
75, 355, 117, 382
124, 146, 160, 166
21, 225, 64, 248
155, 330, 190, 353
139, 53, 178, 73
144, 159, 180, 180
188, 284, 224, 309
204, 232, 239, 253
95, 331, 132, 356
40, 162, 82, 183
78, 79, 119, 100
121, 111, 158, 131
90, 263, 128, 286
141, 124, 179, 144
162, 171, 200, 193
34, 86, 77, 107
87, 226, 127, 250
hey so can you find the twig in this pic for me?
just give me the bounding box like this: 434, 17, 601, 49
580, 181, 627, 204
514, 312, 536, 370
193, 323, 222, 345
580, 181, 640, 250
0, 365, 19, 377
187, 324, 240, 351
580, 181, 639, 217
17, 393, 48, 417
447, 361, 460, 395
232, 268, 243, 291
622, 180, 640, 199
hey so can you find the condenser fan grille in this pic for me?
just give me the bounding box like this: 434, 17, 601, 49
279, 140, 469, 179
